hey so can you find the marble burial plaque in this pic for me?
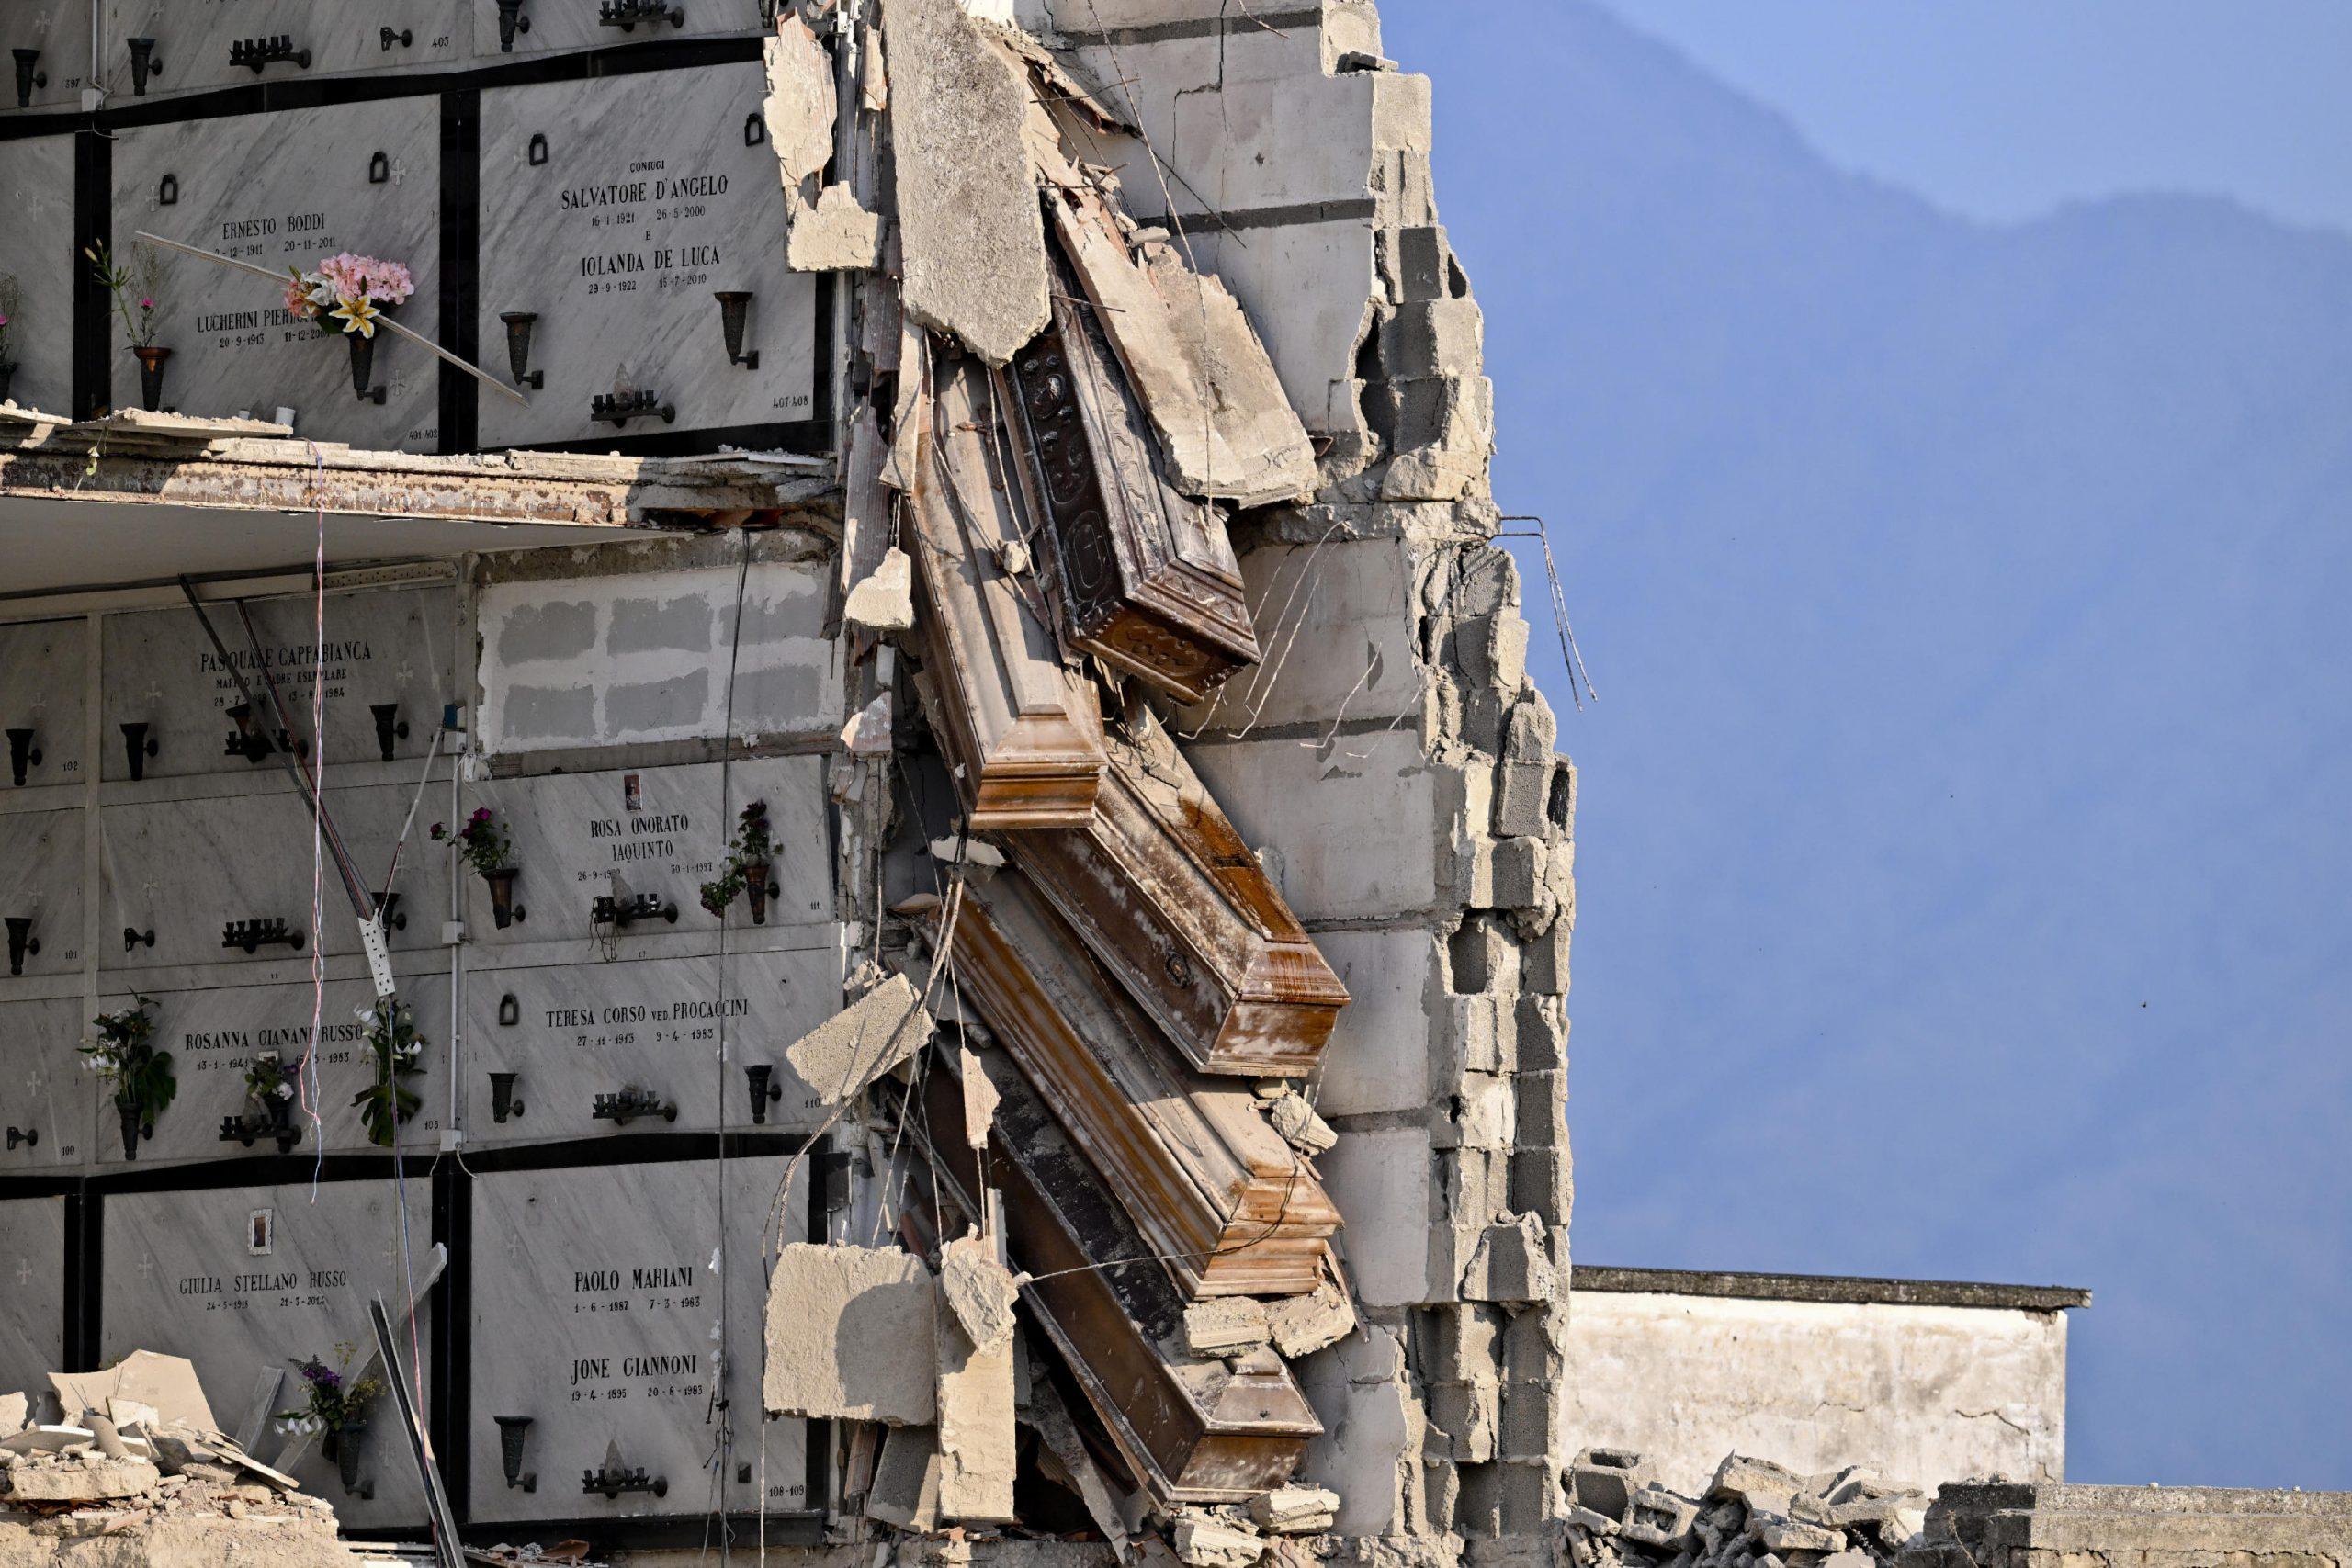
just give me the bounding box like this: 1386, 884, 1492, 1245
468, 1154, 810, 1523
0, 2, 92, 115
100, 1176, 435, 1528
101, 0, 469, 100
95, 973, 454, 1166
477, 63, 819, 446
110, 98, 441, 447
0, 1197, 66, 1394
0, 617, 88, 794
0, 136, 75, 416
0, 998, 97, 1170
100, 783, 458, 972
0, 809, 85, 981
462, 944, 839, 1145
469, 0, 760, 62
462, 756, 832, 948
102, 585, 458, 782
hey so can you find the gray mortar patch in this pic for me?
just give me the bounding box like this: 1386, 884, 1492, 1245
496, 600, 597, 665
608, 595, 716, 656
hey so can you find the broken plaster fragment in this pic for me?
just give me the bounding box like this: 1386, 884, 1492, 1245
1174, 1514, 1266, 1568
935, 1237, 1018, 1521
1264, 1091, 1337, 1156
763, 1244, 939, 1425
844, 546, 916, 631
782, 972, 934, 1105
1181, 1297, 1271, 1358
938, 1234, 1023, 1352
1264, 1280, 1354, 1359
762, 12, 837, 190
885, 0, 1049, 364
958, 1046, 1001, 1150
789, 184, 885, 273
1247, 1485, 1340, 1535
865, 1424, 944, 1531
928, 833, 1006, 871
841, 691, 895, 754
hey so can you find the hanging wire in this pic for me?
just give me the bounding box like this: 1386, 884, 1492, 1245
1496, 515, 1599, 709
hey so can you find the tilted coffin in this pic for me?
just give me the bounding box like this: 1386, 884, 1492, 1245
907, 348, 1106, 829
903, 1053, 1319, 1503
1000, 265, 1261, 705
941, 866, 1339, 1298
1013, 705, 1348, 1077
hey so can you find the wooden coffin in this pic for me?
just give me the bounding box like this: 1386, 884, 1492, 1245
905, 1053, 1319, 1504
1000, 262, 1261, 705
907, 348, 1107, 829
1014, 705, 1348, 1077
942, 866, 1340, 1297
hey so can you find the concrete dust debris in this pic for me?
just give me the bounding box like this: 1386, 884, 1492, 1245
50, 1353, 217, 1434
934, 1269, 1017, 1522
3, 1455, 162, 1502
763, 11, 838, 189
845, 545, 918, 630
0, 1400, 20, 1438
842, 691, 898, 754
886, 0, 1050, 363
1264, 1280, 1354, 1359
790, 184, 886, 273
763, 1243, 940, 1426
1182, 1298, 1272, 1358
957, 1047, 1001, 1149
1569, 1450, 1937, 1568
1246, 1486, 1339, 1534
928, 834, 1006, 871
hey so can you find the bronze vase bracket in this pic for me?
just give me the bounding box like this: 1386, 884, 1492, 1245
229, 35, 310, 73
744, 1064, 782, 1125
498, 312, 544, 389
5, 916, 38, 976
125, 38, 161, 96
495, 0, 532, 51
489, 1071, 525, 1124
713, 291, 758, 369
596, 0, 686, 32
493, 1416, 537, 1491
4, 1126, 34, 1152
119, 722, 158, 780
484, 867, 525, 929
744, 862, 775, 925
131, 345, 172, 412
5, 728, 39, 786
11, 50, 44, 110
369, 703, 408, 762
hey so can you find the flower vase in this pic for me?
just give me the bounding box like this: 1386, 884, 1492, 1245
345, 319, 382, 400
334, 1425, 364, 1493
485, 866, 521, 929
745, 863, 774, 925
131, 345, 171, 412
117, 1099, 144, 1161
0, 363, 16, 406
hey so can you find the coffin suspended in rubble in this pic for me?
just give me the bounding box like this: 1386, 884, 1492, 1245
938, 867, 1340, 1298
907, 349, 1107, 829
998, 263, 1261, 706
1013, 705, 1349, 1077
901, 1050, 1320, 1504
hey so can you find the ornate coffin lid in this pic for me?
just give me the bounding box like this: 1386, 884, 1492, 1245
904, 1054, 1320, 1506
940, 867, 1339, 1299
1013, 705, 1349, 1077
905, 349, 1106, 829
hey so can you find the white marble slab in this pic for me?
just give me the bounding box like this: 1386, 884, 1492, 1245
100, 1175, 436, 1527
100, 0, 469, 100
460, 757, 832, 949
0, 617, 87, 795
469, 0, 759, 62
99, 782, 457, 973
88, 973, 454, 1165
110, 98, 441, 447
477, 63, 819, 446
467, 1154, 809, 1523
101, 586, 458, 782
0, 2, 93, 115
0, 809, 85, 982
477, 562, 842, 755
0, 136, 75, 417
461, 943, 838, 1145
0, 998, 98, 1170
0, 1197, 66, 1394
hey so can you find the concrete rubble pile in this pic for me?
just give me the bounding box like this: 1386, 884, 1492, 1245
1567, 1450, 1935, 1568
0, 1354, 361, 1568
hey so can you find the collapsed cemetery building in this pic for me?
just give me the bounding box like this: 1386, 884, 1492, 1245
1, 4, 2346, 1568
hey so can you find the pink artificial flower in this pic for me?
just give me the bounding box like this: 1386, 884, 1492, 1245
139, 298, 153, 310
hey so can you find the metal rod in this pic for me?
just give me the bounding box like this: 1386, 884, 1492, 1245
132, 230, 533, 407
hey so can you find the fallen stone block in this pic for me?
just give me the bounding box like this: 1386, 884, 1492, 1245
1757, 1518, 1843, 1555
865, 1424, 944, 1531
49, 1352, 216, 1434
1, 1426, 91, 1456
1173, 1514, 1265, 1568
763, 1243, 939, 1425
1458, 1213, 1560, 1303
0, 1396, 22, 1436
1573, 1447, 1655, 1520
1265, 1092, 1338, 1156
843, 545, 915, 631
3, 1454, 161, 1501
1623, 1487, 1702, 1550
1248, 1485, 1339, 1534
788, 183, 884, 272
935, 1272, 1016, 1522
1820, 1551, 1875, 1568
761, 11, 836, 189
1265, 1280, 1355, 1359
1568, 1506, 1623, 1536
1182, 1298, 1272, 1358
783, 973, 935, 1105
938, 1234, 1022, 1352
1710, 1454, 1804, 1516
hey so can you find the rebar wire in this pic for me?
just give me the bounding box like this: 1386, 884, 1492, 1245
304, 446, 331, 1187
1496, 516, 1599, 708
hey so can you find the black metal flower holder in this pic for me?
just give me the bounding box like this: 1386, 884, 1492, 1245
592, 892, 676, 929
597, 0, 687, 33
120, 722, 158, 780
484, 867, 525, 929
222, 918, 306, 954
6, 1126, 35, 1152
118, 1098, 147, 1160
582, 1461, 667, 1499
499, 312, 544, 389
589, 389, 674, 427
131, 345, 171, 412
12, 50, 44, 110
744, 861, 776, 925
229, 36, 311, 73
745, 1064, 781, 1125
6, 728, 40, 786
489, 1071, 524, 1123
369, 704, 408, 762
123, 927, 154, 954
126, 38, 161, 96
495, 0, 532, 51
348, 320, 387, 405
494, 1416, 537, 1491
714, 291, 759, 369
591, 1088, 676, 1126
5, 916, 38, 976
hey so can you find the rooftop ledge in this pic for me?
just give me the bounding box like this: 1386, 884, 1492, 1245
0, 406, 839, 599
1572, 1264, 2092, 1314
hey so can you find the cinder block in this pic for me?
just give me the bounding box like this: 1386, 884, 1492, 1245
1513, 1069, 1566, 1148
1315, 928, 1442, 1117
1458, 1459, 1558, 1539
1444, 1145, 1511, 1222
1521, 921, 1571, 998
1448, 914, 1520, 996
1487, 836, 1547, 911
1426, 1378, 1498, 1462
1318, 1127, 1440, 1306
1453, 1072, 1517, 1153
1187, 728, 1446, 922
1416, 1303, 1505, 1385
1509, 1146, 1572, 1220
1501, 1303, 1566, 1386
1460, 1214, 1560, 1304
1295, 1324, 1415, 1537
1515, 993, 1567, 1075
1395, 225, 1453, 302
1572, 1449, 1655, 1520
1383, 297, 1487, 381
1447, 992, 1510, 1077
1498, 1380, 1561, 1462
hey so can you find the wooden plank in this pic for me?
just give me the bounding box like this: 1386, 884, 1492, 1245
998, 260, 1260, 705
903, 1055, 1319, 1506
938, 869, 1339, 1297
906, 349, 1106, 829
1014, 703, 1349, 1077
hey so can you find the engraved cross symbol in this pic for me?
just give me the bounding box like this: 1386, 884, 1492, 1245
394, 658, 415, 687
386, 160, 411, 187
13, 1259, 29, 1288
28, 690, 44, 717
138, 1254, 157, 1280
141, 875, 161, 905
144, 682, 164, 708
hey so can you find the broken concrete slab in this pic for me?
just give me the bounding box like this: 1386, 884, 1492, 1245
789, 184, 886, 272
935, 1283, 1017, 1522
958, 1046, 1001, 1149
1459, 1213, 1561, 1304
1049, 187, 1318, 507
0, 1427, 91, 1457
49, 1353, 217, 1435
1174, 1514, 1266, 1568
763, 1243, 939, 1426
782, 972, 935, 1104
1265, 1280, 1355, 1359
886, 0, 1050, 363
939, 1234, 1023, 1352
1265, 1091, 1338, 1157
762, 11, 837, 191
1182, 1298, 1272, 1358
844, 545, 916, 631
0, 1398, 21, 1438
1247, 1485, 1339, 1534
1623, 1487, 1701, 1549
1, 1454, 161, 1501
865, 1424, 944, 1531
1710, 1454, 1804, 1516
1574, 1448, 1656, 1520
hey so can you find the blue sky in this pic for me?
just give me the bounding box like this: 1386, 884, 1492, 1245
1377, 2, 2352, 1489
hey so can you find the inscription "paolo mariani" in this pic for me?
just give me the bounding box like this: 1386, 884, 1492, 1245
575, 1264, 695, 1292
